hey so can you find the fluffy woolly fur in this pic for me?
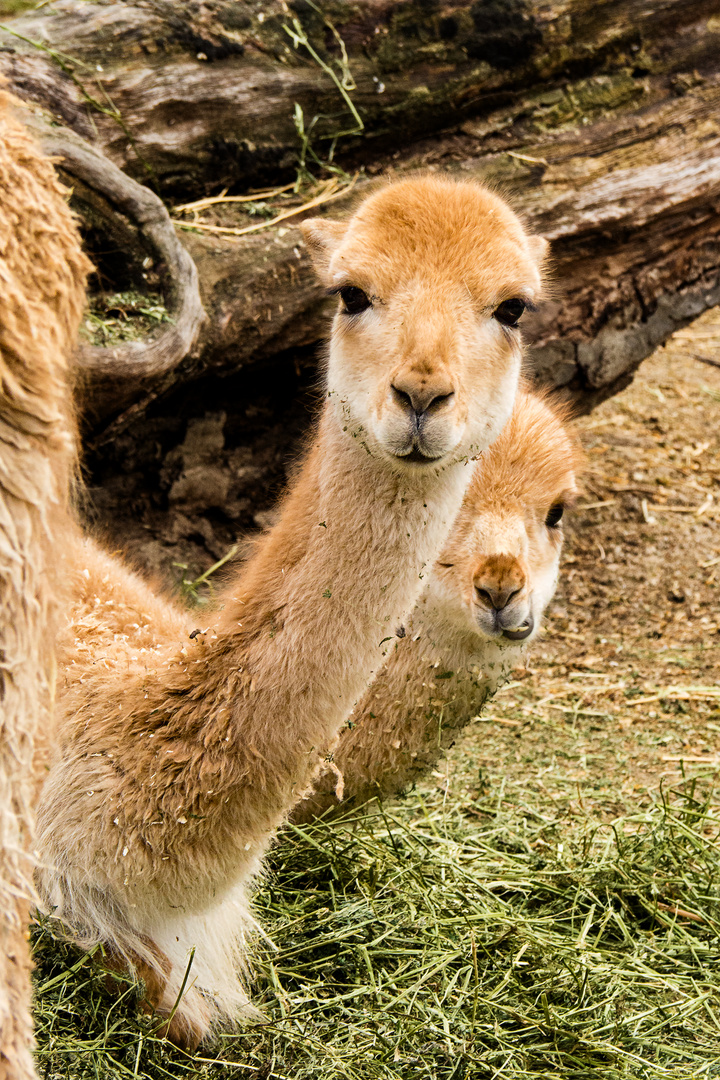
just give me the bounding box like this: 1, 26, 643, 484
293, 390, 584, 821
0, 93, 89, 1080
37, 176, 548, 1047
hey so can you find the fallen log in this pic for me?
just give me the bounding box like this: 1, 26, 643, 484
16, 106, 205, 421
2, 0, 720, 427
110, 74, 720, 427
20, 69, 720, 430
0, 0, 717, 195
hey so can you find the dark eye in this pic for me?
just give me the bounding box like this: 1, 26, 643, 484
545, 503, 564, 528
494, 298, 526, 327
339, 286, 371, 315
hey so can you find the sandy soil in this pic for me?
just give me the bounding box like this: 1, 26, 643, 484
437, 309, 720, 822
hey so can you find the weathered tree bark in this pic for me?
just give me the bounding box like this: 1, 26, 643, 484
22, 111, 206, 421
174, 75, 720, 417
1, 0, 719, 426
1, 0, 717, 194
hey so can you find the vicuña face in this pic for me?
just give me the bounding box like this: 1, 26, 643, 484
433, 392, 583, 645
301, 177, 547, 471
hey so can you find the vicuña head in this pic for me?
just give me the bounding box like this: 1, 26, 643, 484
295, 389, 584, 821
302, 175, 547, 471
432, 389, 583, 647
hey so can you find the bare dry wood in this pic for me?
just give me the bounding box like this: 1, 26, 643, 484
20, 108, 205, 421
0, 0, 717, 194
167, 77, 720, 416
2, 0, 720, 423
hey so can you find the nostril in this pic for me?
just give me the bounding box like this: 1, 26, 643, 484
475, 586, 495, 609
391, 384, 414, 412
426, 390, 455, 413
503, 586, 522, 608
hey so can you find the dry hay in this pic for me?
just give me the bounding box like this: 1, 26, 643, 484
32, 783, 720, 1079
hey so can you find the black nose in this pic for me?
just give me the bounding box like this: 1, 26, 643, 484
475, 584, 522, 611
391, 384, 454, 418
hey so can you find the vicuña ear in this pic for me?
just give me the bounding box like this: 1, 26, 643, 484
527, 234, 550, 266
300, 217, 348, 282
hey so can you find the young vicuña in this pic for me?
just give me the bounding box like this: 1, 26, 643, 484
293, 389, 583, 821
37, 176, 548, 1046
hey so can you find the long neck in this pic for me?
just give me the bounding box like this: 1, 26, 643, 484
60, 403, 472, 910
213, 409, 470, 733
293, 575, 523, 821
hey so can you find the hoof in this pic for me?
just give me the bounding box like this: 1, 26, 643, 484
153, 1012, 204, 1052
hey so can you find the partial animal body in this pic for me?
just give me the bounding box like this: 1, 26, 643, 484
294, 391, 583, 821
0, 94, 89, 1080
38, 177, 547, 1046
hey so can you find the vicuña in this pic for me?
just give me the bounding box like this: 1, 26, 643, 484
293, 389, 583, 820
37, 176, 547, 1046
0, 93, 89, 1080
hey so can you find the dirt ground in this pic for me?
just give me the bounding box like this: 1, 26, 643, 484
439, 308, 720, 823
